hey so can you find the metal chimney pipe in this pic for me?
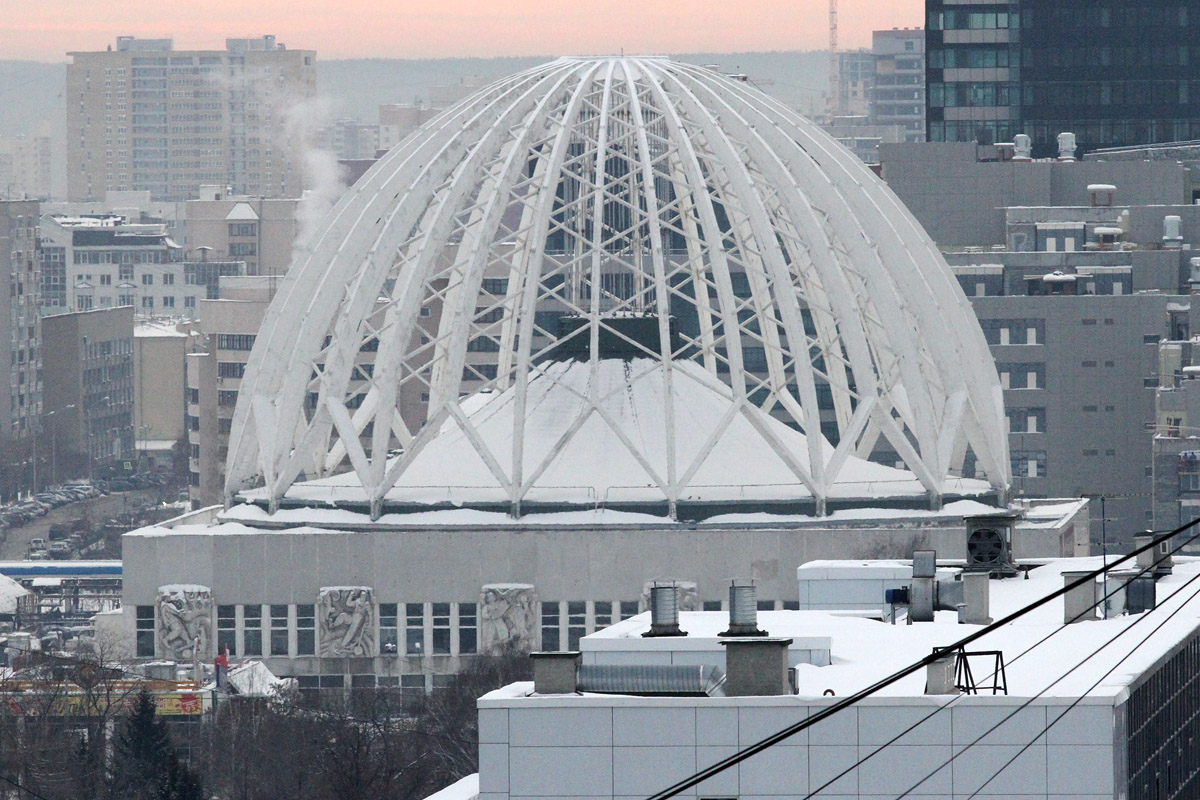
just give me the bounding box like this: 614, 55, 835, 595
720, 578, 767, 637
642, 581, 687, 637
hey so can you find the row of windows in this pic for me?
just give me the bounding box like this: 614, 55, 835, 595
929, 82, 1014, 109
997, 363, 1045, 390
217, 361, 246, 379
1025, 44, 1193, 70
980, 319, 1043, 346
929, 46, 1016, 70
1025, 81, 1199, 109
1011, 449, 1047, 478
1005, 407, 1045, 434
216, 333, 256, 351
928, 8, 1017, 31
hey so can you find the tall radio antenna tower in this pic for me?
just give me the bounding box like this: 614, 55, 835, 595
828, 0, 839, 118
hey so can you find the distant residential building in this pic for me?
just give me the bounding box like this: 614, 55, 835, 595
0, 135, 52, 200
41, 307, 135, 479
44, 191, 187, 246
318, 118, 380, 161
0, 201, 41, 496
134, 319, 195, 472
39, 214, 205, 317
66, 35, 317, 202
871, 28, 925, 142
927, 0, 1200, 156
184, 187, 299, 277
378, 104, 440, 151
835, 50, 874, 117
186, 287, 270, 504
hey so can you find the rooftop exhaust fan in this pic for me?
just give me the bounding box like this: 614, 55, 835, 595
965, 514, 1020, 578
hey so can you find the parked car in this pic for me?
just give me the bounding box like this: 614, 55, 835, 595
27, 537, 46, 552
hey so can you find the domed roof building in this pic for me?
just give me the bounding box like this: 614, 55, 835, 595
121, 59, 1085, 687
227, 56, 1009, 519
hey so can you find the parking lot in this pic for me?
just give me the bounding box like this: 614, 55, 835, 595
0, 475, 185, 560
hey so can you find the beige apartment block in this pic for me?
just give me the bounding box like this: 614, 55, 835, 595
185, 188, 299, 277
67, 35, 317, 202
134, 318, 197, 471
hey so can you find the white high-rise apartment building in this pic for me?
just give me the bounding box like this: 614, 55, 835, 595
67, 35, 317, 202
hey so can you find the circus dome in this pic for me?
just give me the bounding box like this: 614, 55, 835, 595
225, 56, 1010, 519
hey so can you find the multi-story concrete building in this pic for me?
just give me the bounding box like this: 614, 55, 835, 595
184, 187, 299, 277
186, 287, 269, 504
39, 214, 205, 317
0, 201, 42, 497
927, 0, 1200, 156
134, 319, 194, 472
0, 135, 52, 200
871, 28, 925, 142
66, 35, 317, 202
41, 307, 135, 479
318, 118, 379, 161
378, 104, 440, 152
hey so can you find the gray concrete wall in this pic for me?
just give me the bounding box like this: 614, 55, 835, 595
972, 293, 1170, 549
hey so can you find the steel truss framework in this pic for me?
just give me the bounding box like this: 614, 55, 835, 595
226, 56, 1010, 518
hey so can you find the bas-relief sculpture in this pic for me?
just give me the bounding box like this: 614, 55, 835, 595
318, 586, 375, 657
641, 580, 699, 612
479, 584, 538, 654
156, 585, 212, 661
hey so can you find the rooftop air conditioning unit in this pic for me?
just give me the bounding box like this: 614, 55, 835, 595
965, 514, 1020, 577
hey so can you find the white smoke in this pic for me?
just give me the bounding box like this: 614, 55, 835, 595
284, 95, 347, 265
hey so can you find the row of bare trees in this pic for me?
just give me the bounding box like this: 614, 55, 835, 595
0, 650, 532, 800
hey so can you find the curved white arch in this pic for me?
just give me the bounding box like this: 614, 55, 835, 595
226, 56, 1010, 517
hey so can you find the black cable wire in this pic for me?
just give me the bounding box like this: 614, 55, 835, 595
644, 520, 1199, 800
801, 524, 1197, 798
963, 574, 1200, 800
888, 557, 1200, 799
0, 771, 57, 800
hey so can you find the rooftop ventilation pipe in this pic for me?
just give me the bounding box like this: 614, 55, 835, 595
1013, 133, 1033, 161
1163, 216, 1184, 249
643, 581, 687, 637
720, 578, 767, 636
1057, 132, 1077, 162
719, 637, 793, 696
1063, 571, 1097, 623
530, 651, 581, 694
1134, 532, 1173, 577
910, 550, 937, 622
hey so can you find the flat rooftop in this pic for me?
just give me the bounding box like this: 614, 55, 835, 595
508, 556, 1200, 700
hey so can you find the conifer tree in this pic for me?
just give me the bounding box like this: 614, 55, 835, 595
108, 691, 203, 800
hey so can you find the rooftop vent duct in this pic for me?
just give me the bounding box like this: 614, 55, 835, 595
1134, 533, 1173, 577
720, 578, 766, 637
719, 637, 793, 696
1013, 133, 1033, 161
1088, 183, 1116, 207
925, 652, 960, 695
643, 581, 687, 637
910, 550, 937, 622
1163, 216, 1184, 249
530, 651, 581, 694
1063, 571, 1097, 623
1057, 132, 1077, 162
1189, 257, 1200, 286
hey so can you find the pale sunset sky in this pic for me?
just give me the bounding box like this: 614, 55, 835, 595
4, 0, 924, 61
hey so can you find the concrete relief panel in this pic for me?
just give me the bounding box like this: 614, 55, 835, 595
480, 583, 538, 654
318, 586, 375, 657
641, 580, 699, 612
156, 584, 212, 661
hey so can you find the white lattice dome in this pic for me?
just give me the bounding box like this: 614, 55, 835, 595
226, 56, 1010, 519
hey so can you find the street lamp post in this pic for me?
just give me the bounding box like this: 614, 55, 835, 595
34, 404, 76, 492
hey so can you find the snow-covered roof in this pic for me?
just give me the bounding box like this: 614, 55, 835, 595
135, 320, 187, 338
227, 56, 1010, 517
224, 202, 259, 221
523, 557, 1200, 699
0, 573, 31, 615
251, 358, 993, 511
420, 775, 479, 800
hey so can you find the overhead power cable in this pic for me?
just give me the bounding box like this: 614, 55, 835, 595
889, 547, 1200, 799
644, 520, 1200, 800
802, 523, 1199, 798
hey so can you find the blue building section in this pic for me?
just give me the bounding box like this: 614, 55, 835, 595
0, 561, 122, 579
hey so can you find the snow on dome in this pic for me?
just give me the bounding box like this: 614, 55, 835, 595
226, 56, 1009, 518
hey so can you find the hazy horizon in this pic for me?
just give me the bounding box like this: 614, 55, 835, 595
2, 0, 922, 62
